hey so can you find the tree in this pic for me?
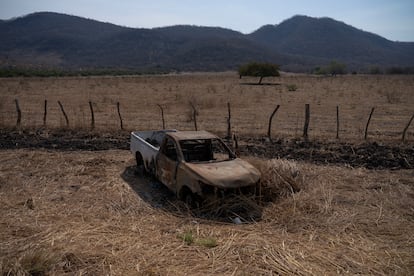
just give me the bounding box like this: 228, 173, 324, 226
238, 62, 280, 84
326, 61, 346, 76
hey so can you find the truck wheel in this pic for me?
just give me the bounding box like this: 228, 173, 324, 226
186, 193, 201, 209
181, 187, 201, 209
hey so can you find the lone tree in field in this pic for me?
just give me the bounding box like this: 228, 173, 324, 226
327, 61, 346, 76
238, 62, 280, 84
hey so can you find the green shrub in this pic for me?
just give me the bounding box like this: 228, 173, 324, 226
197, 237, 218, 248
178, 230, 194, 245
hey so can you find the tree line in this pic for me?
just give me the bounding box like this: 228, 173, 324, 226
1, 63, 414, 78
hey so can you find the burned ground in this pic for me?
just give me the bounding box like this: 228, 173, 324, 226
1, 128, 413, 170
241, 137, 414, 169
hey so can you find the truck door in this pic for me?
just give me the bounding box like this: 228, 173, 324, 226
156, 137, 179, 190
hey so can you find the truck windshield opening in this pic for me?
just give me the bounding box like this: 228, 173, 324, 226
180, 139, 235, 163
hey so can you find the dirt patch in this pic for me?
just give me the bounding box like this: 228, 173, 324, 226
1, 128, 413, 169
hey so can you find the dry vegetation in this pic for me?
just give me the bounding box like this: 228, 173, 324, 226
0, 149, 413, 275
0, 73, 413, 141
0, 73, 413, 275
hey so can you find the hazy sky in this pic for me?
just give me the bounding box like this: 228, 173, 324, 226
1, 0, 413, 41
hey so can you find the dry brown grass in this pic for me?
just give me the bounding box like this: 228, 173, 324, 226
254, 158, 303, 199
1, 149, 413, 275
0, 73, 413, 141
1, 73, 413, 274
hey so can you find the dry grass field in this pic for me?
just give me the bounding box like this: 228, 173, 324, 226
0, 73, 413, 140
0, 73, 414, 275
0, 149, 413, 275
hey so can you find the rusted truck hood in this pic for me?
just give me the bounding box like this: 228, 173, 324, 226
186, 158, 260, 188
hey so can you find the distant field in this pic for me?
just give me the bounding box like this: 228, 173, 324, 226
0, 73, 413, 141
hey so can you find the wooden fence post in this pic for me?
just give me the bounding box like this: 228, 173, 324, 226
14, 99, 21, 127
226, 102, 231, 139
116, 102, 123, 130
336, 105, 339, 139
89, 101, 95, 129
190, 102, 198, 131
233, 132, 239, 156
57, 101, 69, 127
303, 104, 310, 140
43, 100, 47, 126
267, 104, 280, 141
364, 107, 375, 140
157, 104, 165, 129
402, 113, 414, 142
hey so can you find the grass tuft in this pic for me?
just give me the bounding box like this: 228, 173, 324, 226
177, 230, 217, 248
178, 230, 194, 245
247, 157, 303, 202
196, 237, 218, 248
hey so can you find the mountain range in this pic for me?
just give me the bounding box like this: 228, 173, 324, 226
1, 12, 413, 72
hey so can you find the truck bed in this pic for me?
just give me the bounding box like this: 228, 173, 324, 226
130, 130, 176, 171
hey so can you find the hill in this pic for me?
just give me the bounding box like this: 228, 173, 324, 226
249, 15, 414, 70
0, 12, 288, 71
0, 12, 413, 72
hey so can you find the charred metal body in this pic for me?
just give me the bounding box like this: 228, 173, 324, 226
130, 130, 261, 206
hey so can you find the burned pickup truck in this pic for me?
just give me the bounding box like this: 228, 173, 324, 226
130, 130, 260, 206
